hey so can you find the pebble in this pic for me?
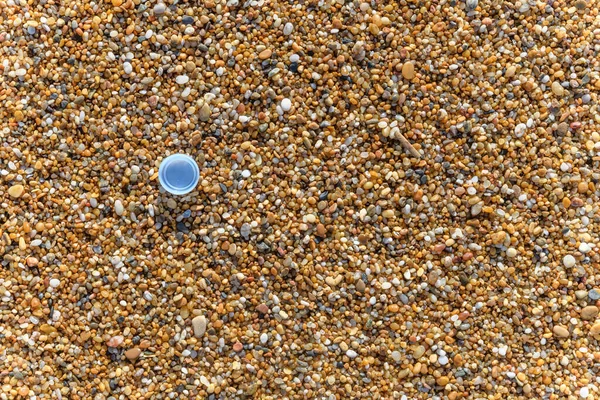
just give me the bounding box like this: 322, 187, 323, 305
106, 335, 124, 347
49, 279, 60, 288
552, 81, 565, 96
283, 22, 294, 36
506, 248, 518, 258
563, 254, 576, 268
153, 3, 166, 14
176, 75, 189, 85
125, 348, 141, 361
553, 325, 570, 338
256, 304, 269, 314
590, 323, 600, 339
280, 98, 292, 112
114, 200, 124, 216
8, 184, 24, 198
401, 61, 415, 80
590, 289, 600, 301
580, 387, 590, 399
192, 315, 207, 338
259, 49, 272, 59
581, 306, 599, 320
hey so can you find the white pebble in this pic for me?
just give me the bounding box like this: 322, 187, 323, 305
123, 62, 132, 75
579, 243, 592, 253
580, 387, 589, 399
241, 170, 251, 178
281, 98, 292, 112
391, 351, 401, 362
115, 200, 124, 216
506, 248, 517, 258
260, 333, 268, 344
176, 75, 189, 84
283, 22, 294, 35
498, 345, 508, 356
438, 355, 448, 365
514, 123, 527, 137
289, 54, 300, 63
49, 278, 60, 288
563, 254, 576, 268
346, 350, 358, 358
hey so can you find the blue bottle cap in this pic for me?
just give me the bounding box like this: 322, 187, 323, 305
158, 154, 200, 195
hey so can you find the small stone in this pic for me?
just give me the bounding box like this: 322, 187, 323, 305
18, 387, 29, 397
356, 280, 366, 292
316, 223, 326, 237
199, 103, 211, 121
154, 3, 166, 14
465, 0, 478, 11
115, 200, 124, 216
123, 62, 132, 75
590, 322, 600, 339
176, 75, 189, 84
552, 81, 564, 96
8, 184, 24, 198
346, 349, 358, 358
107, 335, 124, 347
125, 348, 141, 361
553, 325, 570, 338
413, 345, 425, 359
437, 376, 449, 386
506, 248, 517, 258
256, 304, 269, 314
233, 342, 243, 352
556, 122, 569, 135
260, 333, 268, 344
49, 278, 60, 288
579, 243, 592, 253
402, 61, 416, 79
182, 16, 194, 25
382, 209, 395, 218
259, 49, 272, 59
192, 315, 207, 338
280, 98, 292, 112
590, 289, 600, 300
581, 306, 599, 320
563, 255, 576, 268
39, 324, 57, 334
283, 22, 293, 35
580, 387, 590, 399
391, 351, 401, 362
112, 0, 122, 6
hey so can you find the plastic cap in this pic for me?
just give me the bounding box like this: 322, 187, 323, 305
158, 154, 200, 195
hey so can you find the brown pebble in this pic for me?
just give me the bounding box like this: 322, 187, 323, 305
590, 322, 600, 339
106, 335, 124, 347
233, 342, 243, 352
256, 304, 269, 314
402, 61, 416, 79
581, 306, 599, 320
8, 184, 24, 198
258, 49, 272, 59
316, 223, 326, 237
125, 348, 141, 361
553, 325, 570, 338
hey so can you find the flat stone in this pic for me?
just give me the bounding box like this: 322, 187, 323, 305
413, 345, 425, 359
192, 315, 207, 338
551, 81, 564, 96
581, 306, 599, 320
256, 304, 269, 314
125, 348, 141, 361
552, 325, 569, 338
8, 184, 24, 198
563, 254, 576, 268
258, 49, 272, 59
107, 335, 124, 347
